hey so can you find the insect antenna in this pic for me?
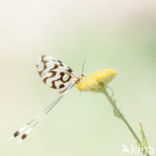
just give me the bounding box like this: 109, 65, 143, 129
81, 58, 86, 77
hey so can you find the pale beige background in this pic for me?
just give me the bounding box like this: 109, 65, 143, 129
0, 0, 156, 156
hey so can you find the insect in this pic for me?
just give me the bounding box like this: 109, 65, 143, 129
11, 55, 85, 143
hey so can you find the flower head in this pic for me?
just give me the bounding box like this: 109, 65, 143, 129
78, 69, 117, 92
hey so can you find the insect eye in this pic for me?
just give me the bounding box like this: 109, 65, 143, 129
81, 74, 85, 77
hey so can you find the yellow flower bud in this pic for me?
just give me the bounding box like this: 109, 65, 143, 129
78, 69, 117, 92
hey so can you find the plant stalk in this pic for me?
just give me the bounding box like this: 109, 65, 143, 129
101, 88, 150, 156
102, 88, 141, 145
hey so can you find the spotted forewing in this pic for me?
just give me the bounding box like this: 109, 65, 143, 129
36, 55, 79, 93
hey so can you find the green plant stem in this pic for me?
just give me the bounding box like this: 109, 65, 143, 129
102, 88, 150, 156
102, 88, 142, 145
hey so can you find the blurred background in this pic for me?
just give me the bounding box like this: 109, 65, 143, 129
0, 0, 156, 156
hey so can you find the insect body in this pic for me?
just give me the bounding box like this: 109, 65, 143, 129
11, 55, 83, 143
